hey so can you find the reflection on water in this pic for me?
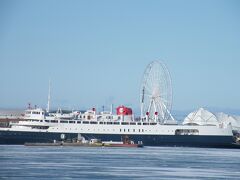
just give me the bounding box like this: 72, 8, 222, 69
0, 145, 240, 179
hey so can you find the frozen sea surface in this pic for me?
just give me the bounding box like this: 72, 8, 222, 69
0, 145, 240, 179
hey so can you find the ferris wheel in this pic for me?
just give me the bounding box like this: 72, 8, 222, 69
140, 61, 173, 122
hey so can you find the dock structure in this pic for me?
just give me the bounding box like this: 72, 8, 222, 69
0, 109, 24, 127
24, 138, 144, 148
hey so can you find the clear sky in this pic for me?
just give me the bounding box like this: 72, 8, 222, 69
0, 0, 240, 112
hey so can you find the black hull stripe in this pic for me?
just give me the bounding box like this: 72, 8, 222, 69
0, 130, 235, 148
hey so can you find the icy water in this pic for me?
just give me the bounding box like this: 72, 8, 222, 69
0, 146, 240, 179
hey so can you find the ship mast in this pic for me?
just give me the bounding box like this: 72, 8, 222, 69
110, 104, 113, 114
47, 80, 51, 113
140, 87, 145, 120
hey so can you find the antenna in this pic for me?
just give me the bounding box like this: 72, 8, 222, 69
110, 104, 113, 114
140, 87, 145, 119
28, 103, 31, 109
47, 80, 51, 113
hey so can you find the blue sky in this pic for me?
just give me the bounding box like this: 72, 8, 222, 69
0, 0, 240, 112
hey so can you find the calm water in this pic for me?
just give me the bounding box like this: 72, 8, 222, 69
0, 145, 240, 179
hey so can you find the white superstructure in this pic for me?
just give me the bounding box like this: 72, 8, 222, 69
4, 106, 232, 137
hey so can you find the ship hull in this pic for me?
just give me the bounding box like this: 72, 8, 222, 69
0, 130, 235, 148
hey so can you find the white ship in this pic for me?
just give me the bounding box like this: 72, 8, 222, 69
0, 61, 236, 147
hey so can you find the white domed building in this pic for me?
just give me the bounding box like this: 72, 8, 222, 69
183, 108, 219, 126
183, 108, 240, 133
215, 112, 240, 132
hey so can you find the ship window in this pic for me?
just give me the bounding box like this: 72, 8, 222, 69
130, 122, 136, 125
90, 121, 97, 124
45, 120, 50, 123
32, 120, 39, 122
100, 122, 104, 124
107, 122, 113, 125
128, 129, 130, 132
114, 122, 120, 125
124, 129, 126, 132
142, 129, 144, 132
121, 122, 129, 125
32, 126, 48, 129
133, 129, 135, 132
175, 129, 199, 135
150, 123, 157, 125
77, 121, 81, 124
143, 123, 149, 125
83, 121, 89, 124
51, 120, 58, 123
60, 120, 68, 123
69, 121, 75, 124
139, 129, 141, 132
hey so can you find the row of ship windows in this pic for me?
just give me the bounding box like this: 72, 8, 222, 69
48, 128, 198, 135
26, 112, 42, 115
51, 127, 161, 133
43, 120, 157, 126
6, 129, 199, 136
